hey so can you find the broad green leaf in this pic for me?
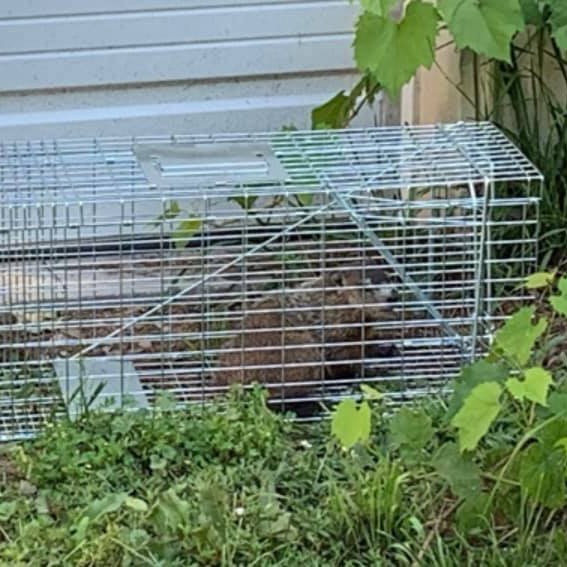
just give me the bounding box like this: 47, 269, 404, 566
433, 442, 482, 499
506, 367, 553, 406
519, 443, 566, 509
360, 383, 384, 401
153, 200, 181, 226
519, 0, 544, 26
228, 195, 259, 211
549, 0, 567, 51
354, 1, 439, 97
537, 418, 567, 449
452, 382, 503, 452
331, 398, 371, 449
72, 516, 90, 543
491, 306, 547, 366
311, 91, 352, 129
525, 271, 556, 289
456, 493, 491, 534
85, 492, 127, 520
549, 392, 567, 416
389, 407, 434, 453
199, 481, 228, 535
0, 501, 17, 521
438, 0, 524, 62
549, 276, 567, 316
446, 359, 508, 420
555, 438, 567, 453
296, 193, 314, 207
125, 496, 149, 513
173, 218, 202, 249
154, 489, 191, 532
360, 0, 398, 17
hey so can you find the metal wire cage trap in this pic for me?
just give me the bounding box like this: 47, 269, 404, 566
0, 121, 542, 440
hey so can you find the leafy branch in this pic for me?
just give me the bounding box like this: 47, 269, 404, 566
331, 269, 567, 523
312, 0, 567, 129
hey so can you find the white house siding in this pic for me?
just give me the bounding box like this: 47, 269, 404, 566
0, 0, 386, 139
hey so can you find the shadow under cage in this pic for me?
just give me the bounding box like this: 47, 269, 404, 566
0, 122, 542, 439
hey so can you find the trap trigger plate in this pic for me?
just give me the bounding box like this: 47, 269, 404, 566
134, 142, 290, 187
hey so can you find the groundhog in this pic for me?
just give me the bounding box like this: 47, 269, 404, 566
213, 262, 399, 401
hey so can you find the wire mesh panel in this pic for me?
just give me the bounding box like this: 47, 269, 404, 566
0, 122, 542, 439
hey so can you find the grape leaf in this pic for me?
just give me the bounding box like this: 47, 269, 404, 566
549, 0, 567, 51
173, 218, 202, 249
360, 0, 398, 17
452, 382, 503, 452
519, 0, 544, 26
360, 383, 384, 401
389, 407, 434, 453
438, 0, 524, 62
296, 193, 314, 207
446, 359, 508, 420
331, 399, 371, 449
519, 443, 566, 509
491, 306, 547, 366
228, 195, 259, 211
549, 392, 567, 417
456, 493, 491, 534
354, 0, 439, 97
153, 200, 181, 226
549, 276, 567, 316
506, 367, 553, 406
433, 442, 482, 499
525, 271, 556, 289
311, 91, 352, 129
537, 419, 567, 450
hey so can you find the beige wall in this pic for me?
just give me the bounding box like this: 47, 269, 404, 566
401, 31, 468, 125
401, 29, 567, 130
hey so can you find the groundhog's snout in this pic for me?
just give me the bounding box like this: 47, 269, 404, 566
377, 283, 399, 311
365, 268, 400, 307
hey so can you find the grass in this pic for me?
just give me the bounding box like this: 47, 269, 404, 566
0, 384, 566, 566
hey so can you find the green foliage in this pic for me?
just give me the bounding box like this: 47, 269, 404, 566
331, 398, 371, 449
519, 442, 567, 508
438, 0, 524, 62
388, 407, 434, 458
491, 306, 547, 366
151, 200, 202, 249
525, 270, 556, 289
549, 276, 567, 316
228, 195, 259, 211
447, 359, 508, 419
506, 367, 553, 406
8, 270, 567, 563
433, 442, 483, 499
314, 0, 543, 132
549, 0, 567, 49
354, 1, 439, 97
172, 217, 202, 249
359, 0, 397, 17
451, 382, 503, 452
311, 74, 380, 129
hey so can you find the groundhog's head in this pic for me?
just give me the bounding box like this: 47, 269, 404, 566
326, 263, 399, 320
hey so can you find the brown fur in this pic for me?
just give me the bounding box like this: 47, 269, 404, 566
213, 263, 398, 399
